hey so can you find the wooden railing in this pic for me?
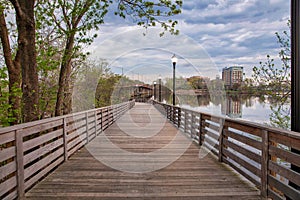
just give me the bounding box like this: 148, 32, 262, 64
0, 101, 135, 199
153, 100, 300, 200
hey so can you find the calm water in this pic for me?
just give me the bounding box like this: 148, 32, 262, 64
165, 95, 291, 126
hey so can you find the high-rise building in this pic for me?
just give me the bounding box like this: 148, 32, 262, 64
222, 66, 243, 89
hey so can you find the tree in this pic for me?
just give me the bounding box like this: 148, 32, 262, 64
0, 67, 14, 126
1, 0, 183, 124
207, 78, 224, 91
240, 78, 256, 94
73, 59, 111, 111
252, 21, 291, 129
37, 0, 182, 116
187, 76, 208, 90
0, 0, 39, 123
35, 5, 64, 119
96, 74, 122, 107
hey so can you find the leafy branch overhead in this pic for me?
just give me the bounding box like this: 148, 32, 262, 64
116, 0, 182, 36
253, 22, 291, 97
252, 21, 291, 129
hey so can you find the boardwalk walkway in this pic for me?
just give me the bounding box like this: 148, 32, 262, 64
25, 103, 260, 199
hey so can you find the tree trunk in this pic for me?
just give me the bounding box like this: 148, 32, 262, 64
12, 0, 39, 122
63, 81, 73, 115
0, 10, 22, 125
55, 35, 75, 116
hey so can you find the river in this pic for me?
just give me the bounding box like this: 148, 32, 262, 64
162, 94, 290, 127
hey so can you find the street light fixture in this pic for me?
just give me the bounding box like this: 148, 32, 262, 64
171, 54, 178, 106
158, 75, 162, 102
153, 81, 157, 100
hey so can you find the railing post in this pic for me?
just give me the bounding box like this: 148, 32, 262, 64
165, 105, 168, 119
63, 117, 68, 161
191, 112, 195, 138
15, 129, 24, 198
218, 119, 224, 162
94, 111, 97, 136
261, 129, 269, 198
109, 107, 112, 125
177, 107, 181, 128
170, 106, 172, 122
218, 118, 228, 162
172, 106, 175, 124
199, 114, 203, 146
184, 110, 187, 133
100, 109, 103, 133
86, 112, 89, 144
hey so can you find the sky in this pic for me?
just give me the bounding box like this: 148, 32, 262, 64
90, 0, 291, 83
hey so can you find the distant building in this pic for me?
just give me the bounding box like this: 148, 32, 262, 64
222, 66, 243, 89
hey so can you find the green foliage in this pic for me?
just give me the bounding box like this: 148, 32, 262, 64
252, 21, 291, 129
0, 0, 12, 13
36, 0, 112, 60
95, 74, 122, 107
34, 4, 63, 119
252, 54, 290, 95
72, 59, 113, 111
115, 0, 182, 36
252, 21, 291, 97
164, 76, 190, 91
0, 67, 11, 126
110, 76, 145, 104
0, 67, 21, 126
187, 76, 208, 90
1, 0, 183, 123
270, 103, 291, 130
207, 79, 224, 91
240, 78, 256, 93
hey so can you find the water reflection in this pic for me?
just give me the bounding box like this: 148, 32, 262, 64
160, 93, 271, 122
161, 93, 242, 118
221, 96, 242, 118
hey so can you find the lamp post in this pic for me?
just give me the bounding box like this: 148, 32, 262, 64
171, 55, 178, 106
158, 75, 162, 102
153, 81, 157, 100
290, 0, 300, 192
291, 0, 300, 134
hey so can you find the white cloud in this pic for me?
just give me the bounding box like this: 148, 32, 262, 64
89, 0, 290, 79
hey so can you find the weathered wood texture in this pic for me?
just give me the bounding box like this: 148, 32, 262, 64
0, 101, 134, 199
153, 101, 300, 200
25, 103, 260, 199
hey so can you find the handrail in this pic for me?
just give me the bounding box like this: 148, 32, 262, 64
0, 100, 135, 199
152, 100, 300, 200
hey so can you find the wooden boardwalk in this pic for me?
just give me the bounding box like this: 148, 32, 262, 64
25, 103, 260, 199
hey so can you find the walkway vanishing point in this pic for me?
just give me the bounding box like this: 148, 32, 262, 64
26, 103, 259, 199
1, 101, 300, 199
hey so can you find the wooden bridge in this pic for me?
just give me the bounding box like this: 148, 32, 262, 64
1, 101, 300, 199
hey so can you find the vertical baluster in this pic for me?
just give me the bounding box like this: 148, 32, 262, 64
198, 113, 202, 145
261, 130, 269, 198
86, 112, 89, 144
63, 117, 68, 161
218, 119, 224, 162
16, 129, 24, 198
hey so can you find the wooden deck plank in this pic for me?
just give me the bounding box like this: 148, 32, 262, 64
25, 103, 260, 199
